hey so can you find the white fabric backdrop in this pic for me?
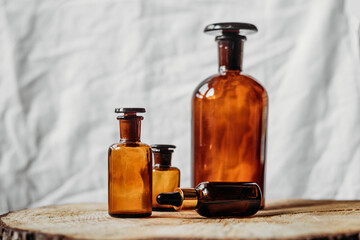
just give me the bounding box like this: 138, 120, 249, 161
0, 0, 359, 214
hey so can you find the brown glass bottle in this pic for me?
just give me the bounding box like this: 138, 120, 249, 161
108, 108, 152, 217
157, 182, 261, 217
192, 23, 268, 208
152, 144, 180, 211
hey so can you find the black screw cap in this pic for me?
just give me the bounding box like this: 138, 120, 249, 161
115, 108, 146, 113
151, 144, 176, 152
204, 22, 257, 36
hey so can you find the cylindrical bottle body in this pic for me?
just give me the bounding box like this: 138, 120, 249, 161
108, 143, 152, 217
195, 182, 261, 217
192, 73, 268, 208
152, 166, 180, 210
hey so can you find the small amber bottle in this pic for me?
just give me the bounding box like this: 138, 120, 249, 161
152, 144, 180, 211
108, 108, 152, 217
157, 182, 261, 217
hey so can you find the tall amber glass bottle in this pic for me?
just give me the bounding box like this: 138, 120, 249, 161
152, 144, 180, 211
108, 108, 152, 217
192, 23, 268, 208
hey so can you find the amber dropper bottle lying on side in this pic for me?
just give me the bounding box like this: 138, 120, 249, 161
157, 182, 261, 217
152, 144, 180, 211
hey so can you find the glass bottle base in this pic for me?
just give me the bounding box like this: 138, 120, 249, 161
152, 207, 176, 212
109, 212, 151, 218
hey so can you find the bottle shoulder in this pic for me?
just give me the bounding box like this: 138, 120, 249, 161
192, 72, 268, 101
242, 73, 268, 95
153, 166, 180, 172
109, 142, 151, 151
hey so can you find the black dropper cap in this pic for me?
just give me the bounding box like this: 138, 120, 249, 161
157, 192, 182, 207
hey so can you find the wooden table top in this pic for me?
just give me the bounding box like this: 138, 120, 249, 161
1, 199, 360, 240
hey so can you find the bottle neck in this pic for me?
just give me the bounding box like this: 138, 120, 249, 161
217, 37, 245, 73
154, 151, 173, 166
156, 188, 198, 210
119, 118, 141, 142
176, 188, 198, 210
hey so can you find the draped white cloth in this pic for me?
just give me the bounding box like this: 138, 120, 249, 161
0, 0, 359, 214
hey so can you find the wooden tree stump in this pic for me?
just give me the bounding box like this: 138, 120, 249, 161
1, 199, 360, 240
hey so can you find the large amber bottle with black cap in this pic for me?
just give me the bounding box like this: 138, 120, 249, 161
192, 23, 268, 208
108, 108, 152, 217
151, 144, 180, 211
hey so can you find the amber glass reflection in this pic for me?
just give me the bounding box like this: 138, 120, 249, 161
152, 167, 180, 210
108, 112, 152, 217
192, 37, 268, 208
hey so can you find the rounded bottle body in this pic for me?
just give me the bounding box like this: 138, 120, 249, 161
108, 142, 152, 217
195, 182, 261, 217
152, 166, 180, 210
192, 72, 268, 208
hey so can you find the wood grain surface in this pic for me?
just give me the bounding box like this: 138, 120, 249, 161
1, 199, 360, 240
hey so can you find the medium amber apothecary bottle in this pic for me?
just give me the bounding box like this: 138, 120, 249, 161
108, 108, 152, 217
152, 144, 180, 211
192, 23, 268, 208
